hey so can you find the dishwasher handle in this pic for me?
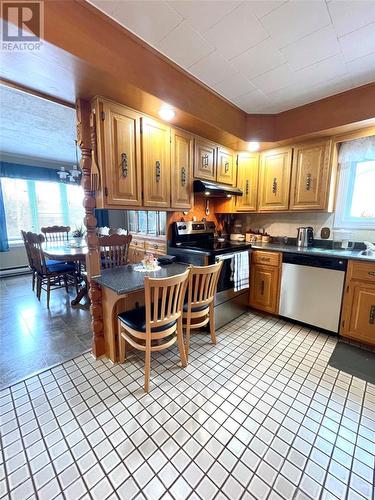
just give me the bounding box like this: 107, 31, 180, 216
282, 252, 347, 271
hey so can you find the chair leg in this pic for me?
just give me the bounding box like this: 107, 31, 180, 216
47, 278, 51, 309
177, 318, 187, 368
144, 339, 151, 393
118, 322, 126, 363
32, 271, 35, 291
184, 317, 191, 358
209, 303, 216, 345
63, 275, 69, 293
36, 276, 41, 301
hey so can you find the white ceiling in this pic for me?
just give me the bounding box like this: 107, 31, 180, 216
0, 85, 76, 165
89, 0, 375, 113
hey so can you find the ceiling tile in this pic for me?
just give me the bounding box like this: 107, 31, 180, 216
250, 64, 295, 94
329, 0, 375, 37
281, 25, 341, 71
204, 3, 269, 60
246, 1, 287, 20
167, 0, 241, 33
111, 0, 182, 45
346, 51, 375, 86
260, 0, 331, 48
156, 21, 214, 68
231, 38, 286, 80
213, 73, 255, 100
291, 53, 348, 89
339, 22, 375, 62
232, 88, 270, 113
188, 51, 235, 87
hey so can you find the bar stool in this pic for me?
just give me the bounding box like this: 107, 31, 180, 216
182, 261, 223, 357
118, 268, 190, 392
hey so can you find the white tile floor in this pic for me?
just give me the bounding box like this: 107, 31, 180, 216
1, 312, 374, 500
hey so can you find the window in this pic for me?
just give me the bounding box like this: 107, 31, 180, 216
2, 178, 85, 244
335, 160, 375, 229
126, 210, 166, 235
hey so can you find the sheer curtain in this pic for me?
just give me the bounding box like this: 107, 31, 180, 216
338, 136, 375, 164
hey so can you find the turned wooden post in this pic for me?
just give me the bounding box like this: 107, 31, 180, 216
76, 98, 105, 358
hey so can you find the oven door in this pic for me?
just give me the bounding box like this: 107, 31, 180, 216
216, 253, 235, 292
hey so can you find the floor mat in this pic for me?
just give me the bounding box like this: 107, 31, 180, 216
328, 341, 375, 384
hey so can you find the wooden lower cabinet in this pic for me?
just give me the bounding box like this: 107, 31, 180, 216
341, 260, 375, 346
249, 251, 281, 314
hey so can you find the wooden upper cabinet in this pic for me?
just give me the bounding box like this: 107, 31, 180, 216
194, 137, 216, 181
258, 147, 293, 211
171, 128, 193, 210
217, 147, 234, 185
290, 140, 332, 210
101, 100, 142, 206
141, 117, 171, 208
236, 153, 259, 212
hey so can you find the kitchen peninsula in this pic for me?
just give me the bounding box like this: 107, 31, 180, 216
93, 262, 188, 362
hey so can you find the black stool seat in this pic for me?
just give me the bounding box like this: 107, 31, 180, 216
47, 262, 76, 273
183, 303, 209, 313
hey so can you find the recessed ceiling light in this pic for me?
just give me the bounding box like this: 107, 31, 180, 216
158, 105, 175, 121
248, 141, 260, 152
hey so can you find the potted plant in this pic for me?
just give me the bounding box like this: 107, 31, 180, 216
71, 225, 85, 247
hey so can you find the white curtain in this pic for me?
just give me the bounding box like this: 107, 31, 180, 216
338, 135, 375, 165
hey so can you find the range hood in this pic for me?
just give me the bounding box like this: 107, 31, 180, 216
193, 180, 243, 198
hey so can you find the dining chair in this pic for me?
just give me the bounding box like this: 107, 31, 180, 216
21, 230, 37, 291
41, 225, 70, 242
25, 232, 78, 308
99, 234, 132, 269
118, 268, 190, 392
182, 261, 223, 357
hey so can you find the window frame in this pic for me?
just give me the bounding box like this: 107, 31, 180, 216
334, 159, 375, 230
2, 178, 84, 246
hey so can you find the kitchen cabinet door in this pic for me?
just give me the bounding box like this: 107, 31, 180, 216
171, 128, 193, 210
342, 283, 375, 345
249, 264, 280, 314
141, 117, 171, 208
236, 153, 259, 211
290, 140, 332, 210
102, 101, 142, 206
217, 147, 234, 185
258, 147, 292, 211
194, 137, 216, 181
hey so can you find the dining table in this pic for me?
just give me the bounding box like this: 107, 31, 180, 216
42, 242, 88, 306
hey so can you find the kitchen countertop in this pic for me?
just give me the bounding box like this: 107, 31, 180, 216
92, 262, 189, 295
250, 242, 375, 262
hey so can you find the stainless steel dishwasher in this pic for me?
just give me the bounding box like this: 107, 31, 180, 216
279, 253, 347, 333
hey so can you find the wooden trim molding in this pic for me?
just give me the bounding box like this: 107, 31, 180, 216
76, 98, 104, 358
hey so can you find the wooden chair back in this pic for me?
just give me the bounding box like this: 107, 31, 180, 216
99, 234, 132, 268
41, 225, 70, 242
25, 232, 47, 274
186, 261, 223, 309
21, 230, 34, 269
144, 268, 190, 332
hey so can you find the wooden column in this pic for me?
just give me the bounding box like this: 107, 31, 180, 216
76, 98, 105, 357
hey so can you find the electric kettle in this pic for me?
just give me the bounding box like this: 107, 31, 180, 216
297, 226, 314, 247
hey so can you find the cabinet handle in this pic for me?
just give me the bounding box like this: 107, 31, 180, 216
260, 257, 270, 262
181, 167, 186, 187
369, 305, 375, 325
260, 280, 265, 295
305, 173, 312, 191
121, 153, 128, 177
245, 180, 250, 195
155, 161, 161, 182
272, 177, 278, 195
224, 161, 229, 173
368, 271, 375, 276
153, 244, 158, 249
202, 154, 209, 168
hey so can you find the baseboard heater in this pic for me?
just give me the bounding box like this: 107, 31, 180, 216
0, 267, 31, 278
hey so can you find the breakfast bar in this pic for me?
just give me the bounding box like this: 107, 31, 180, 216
92, 262, 189, 362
